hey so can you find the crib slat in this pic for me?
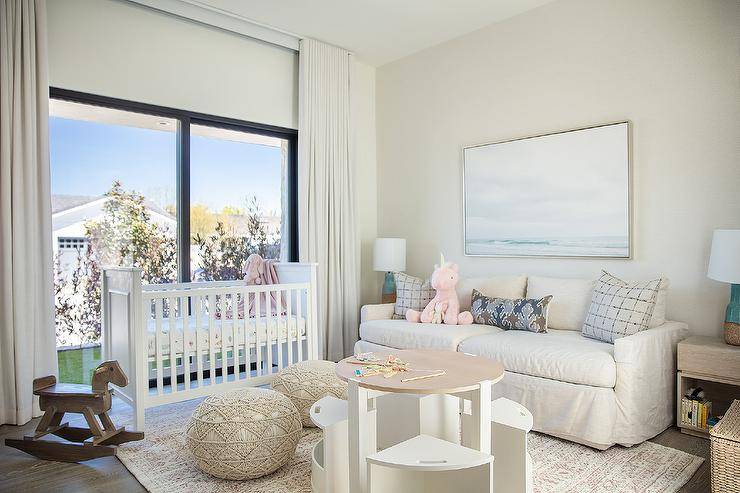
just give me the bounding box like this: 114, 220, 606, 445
265, 289, 273, 376
232, 293, 239, 381
208, 295, 216, 385
276, 290, 284, 371
286, 289, 293, 366
306, 286, 314, 359
168, 296, 178, 394
220, 294, 228, 383
243, 291, 250, 381
296, 288, 303, 363
182, 295, 190, 391
155, 299, 164, 395
255, 291, 262, 377
194, 295, 204, 387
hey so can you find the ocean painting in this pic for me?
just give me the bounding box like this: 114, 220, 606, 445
463, 122, 630, 258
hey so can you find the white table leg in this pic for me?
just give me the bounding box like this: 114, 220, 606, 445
469, 380, 492, 453
348, 379, 375, 493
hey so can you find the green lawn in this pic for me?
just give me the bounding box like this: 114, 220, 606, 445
57, 346, 102, 384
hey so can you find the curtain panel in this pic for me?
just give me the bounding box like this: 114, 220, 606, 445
298, 38, 359, 361
0, 0, 57, 425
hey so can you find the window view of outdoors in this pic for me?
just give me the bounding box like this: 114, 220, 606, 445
50, 99, 287, 384
190, 123, 286, 281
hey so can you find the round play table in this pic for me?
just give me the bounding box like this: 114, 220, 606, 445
336, 349, 504, 493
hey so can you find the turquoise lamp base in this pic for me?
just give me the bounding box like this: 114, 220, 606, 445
725, 283, 740, 346
381, 271, 396, 304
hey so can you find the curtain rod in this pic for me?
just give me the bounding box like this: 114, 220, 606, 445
122, 0, 301, 52
122, 0, 355, 56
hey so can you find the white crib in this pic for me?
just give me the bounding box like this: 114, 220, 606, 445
101, 263, 319, 430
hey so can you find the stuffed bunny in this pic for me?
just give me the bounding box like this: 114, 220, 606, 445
406, 254, 474, 325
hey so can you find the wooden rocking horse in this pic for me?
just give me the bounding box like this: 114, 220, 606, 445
5, 360, 144, 462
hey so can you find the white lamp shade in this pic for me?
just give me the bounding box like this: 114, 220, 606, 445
708, 229, 740, 284
373, 238, 406, 272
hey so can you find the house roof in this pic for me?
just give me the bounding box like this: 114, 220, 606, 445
51, 194, 175, 220
52, 194, 97, 213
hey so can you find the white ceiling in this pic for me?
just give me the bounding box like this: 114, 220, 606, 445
192, 0, 555, 66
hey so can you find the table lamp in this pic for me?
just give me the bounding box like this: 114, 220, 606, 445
373, 238, 406, 303
707, 229, 740, 345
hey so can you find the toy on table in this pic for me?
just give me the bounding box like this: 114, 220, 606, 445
5, 360, 144, 463
348, 353, 446, 382
406, 253, 474, 325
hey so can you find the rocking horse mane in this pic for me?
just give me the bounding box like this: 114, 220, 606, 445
92, 360, 128, 393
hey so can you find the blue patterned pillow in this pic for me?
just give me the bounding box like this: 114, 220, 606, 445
470, 289, 552, 333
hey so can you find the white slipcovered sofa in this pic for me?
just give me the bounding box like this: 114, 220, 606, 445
355, 275, 689, 450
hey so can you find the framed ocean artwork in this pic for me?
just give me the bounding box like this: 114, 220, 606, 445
463, 121, 631, 258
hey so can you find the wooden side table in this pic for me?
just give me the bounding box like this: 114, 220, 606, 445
677, 336, 740, 438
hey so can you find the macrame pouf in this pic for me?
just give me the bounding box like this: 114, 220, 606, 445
185, 388, 301, 480
270, 360, 348, 427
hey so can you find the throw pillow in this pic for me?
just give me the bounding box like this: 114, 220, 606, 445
470, 289, 552, 333
392, 272, 435, 320
581, 271, 664, 344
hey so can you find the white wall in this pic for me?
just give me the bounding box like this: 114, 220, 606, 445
46, 0, 298, 128
376, 0, 740, 337
352, 61, 379, 306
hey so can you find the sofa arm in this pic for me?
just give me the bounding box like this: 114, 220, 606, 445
360, 303, 395, 323
612, 321, 689, 445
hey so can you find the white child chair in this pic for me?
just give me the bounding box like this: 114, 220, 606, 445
310, 396, 377, 493
461, 396, 533, 493
490, 397, 533, 493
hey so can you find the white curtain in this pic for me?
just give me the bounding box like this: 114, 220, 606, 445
298, 38, 359, 361
0, 0, 57, 425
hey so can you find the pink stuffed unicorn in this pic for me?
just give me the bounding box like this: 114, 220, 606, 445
406, 254, 473, 325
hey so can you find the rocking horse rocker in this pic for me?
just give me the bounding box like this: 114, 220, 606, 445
5, 360, 144, 462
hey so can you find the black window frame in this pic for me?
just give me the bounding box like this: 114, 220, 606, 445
50, 87, 299, 282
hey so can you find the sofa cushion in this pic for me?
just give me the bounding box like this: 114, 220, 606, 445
648, 277, 669, 328
457, 275, 527, 311
359, 319, 499, 351
526, 276, 594, 331
459, 330, 616, 388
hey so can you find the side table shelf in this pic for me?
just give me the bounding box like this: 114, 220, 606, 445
365, 434, 494, 493
677, 336, 740, 439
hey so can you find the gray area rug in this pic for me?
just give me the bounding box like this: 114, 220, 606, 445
114, 397, 703, 493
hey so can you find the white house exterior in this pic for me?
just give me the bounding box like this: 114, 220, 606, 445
52, 195, 176, 276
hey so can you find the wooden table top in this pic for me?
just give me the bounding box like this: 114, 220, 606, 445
336, 349, 504, 394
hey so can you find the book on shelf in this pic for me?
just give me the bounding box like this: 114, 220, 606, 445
680, 396, 713, 430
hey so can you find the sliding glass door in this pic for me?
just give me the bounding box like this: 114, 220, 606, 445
49, 89, 297, 384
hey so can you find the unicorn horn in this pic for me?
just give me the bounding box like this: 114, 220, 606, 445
440, 252, 445, 266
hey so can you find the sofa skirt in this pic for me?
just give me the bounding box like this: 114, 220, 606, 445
353, 340, 620, 449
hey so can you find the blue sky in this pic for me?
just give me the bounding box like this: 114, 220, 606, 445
50, 117, 283, 214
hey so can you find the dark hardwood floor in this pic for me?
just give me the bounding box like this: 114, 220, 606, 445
0, 401, 710, 493
0, 404, 146, 493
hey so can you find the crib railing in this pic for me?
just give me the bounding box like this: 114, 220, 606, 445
142, 282, 314, 397
101, 263, 319, 429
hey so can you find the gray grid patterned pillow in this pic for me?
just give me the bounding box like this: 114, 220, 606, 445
581, 271, 664, 344
392, 272, 435, 320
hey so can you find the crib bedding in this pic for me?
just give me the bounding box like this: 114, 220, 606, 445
146, 314, 306, 357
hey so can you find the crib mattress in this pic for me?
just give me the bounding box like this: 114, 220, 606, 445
146, 315, 306, 357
